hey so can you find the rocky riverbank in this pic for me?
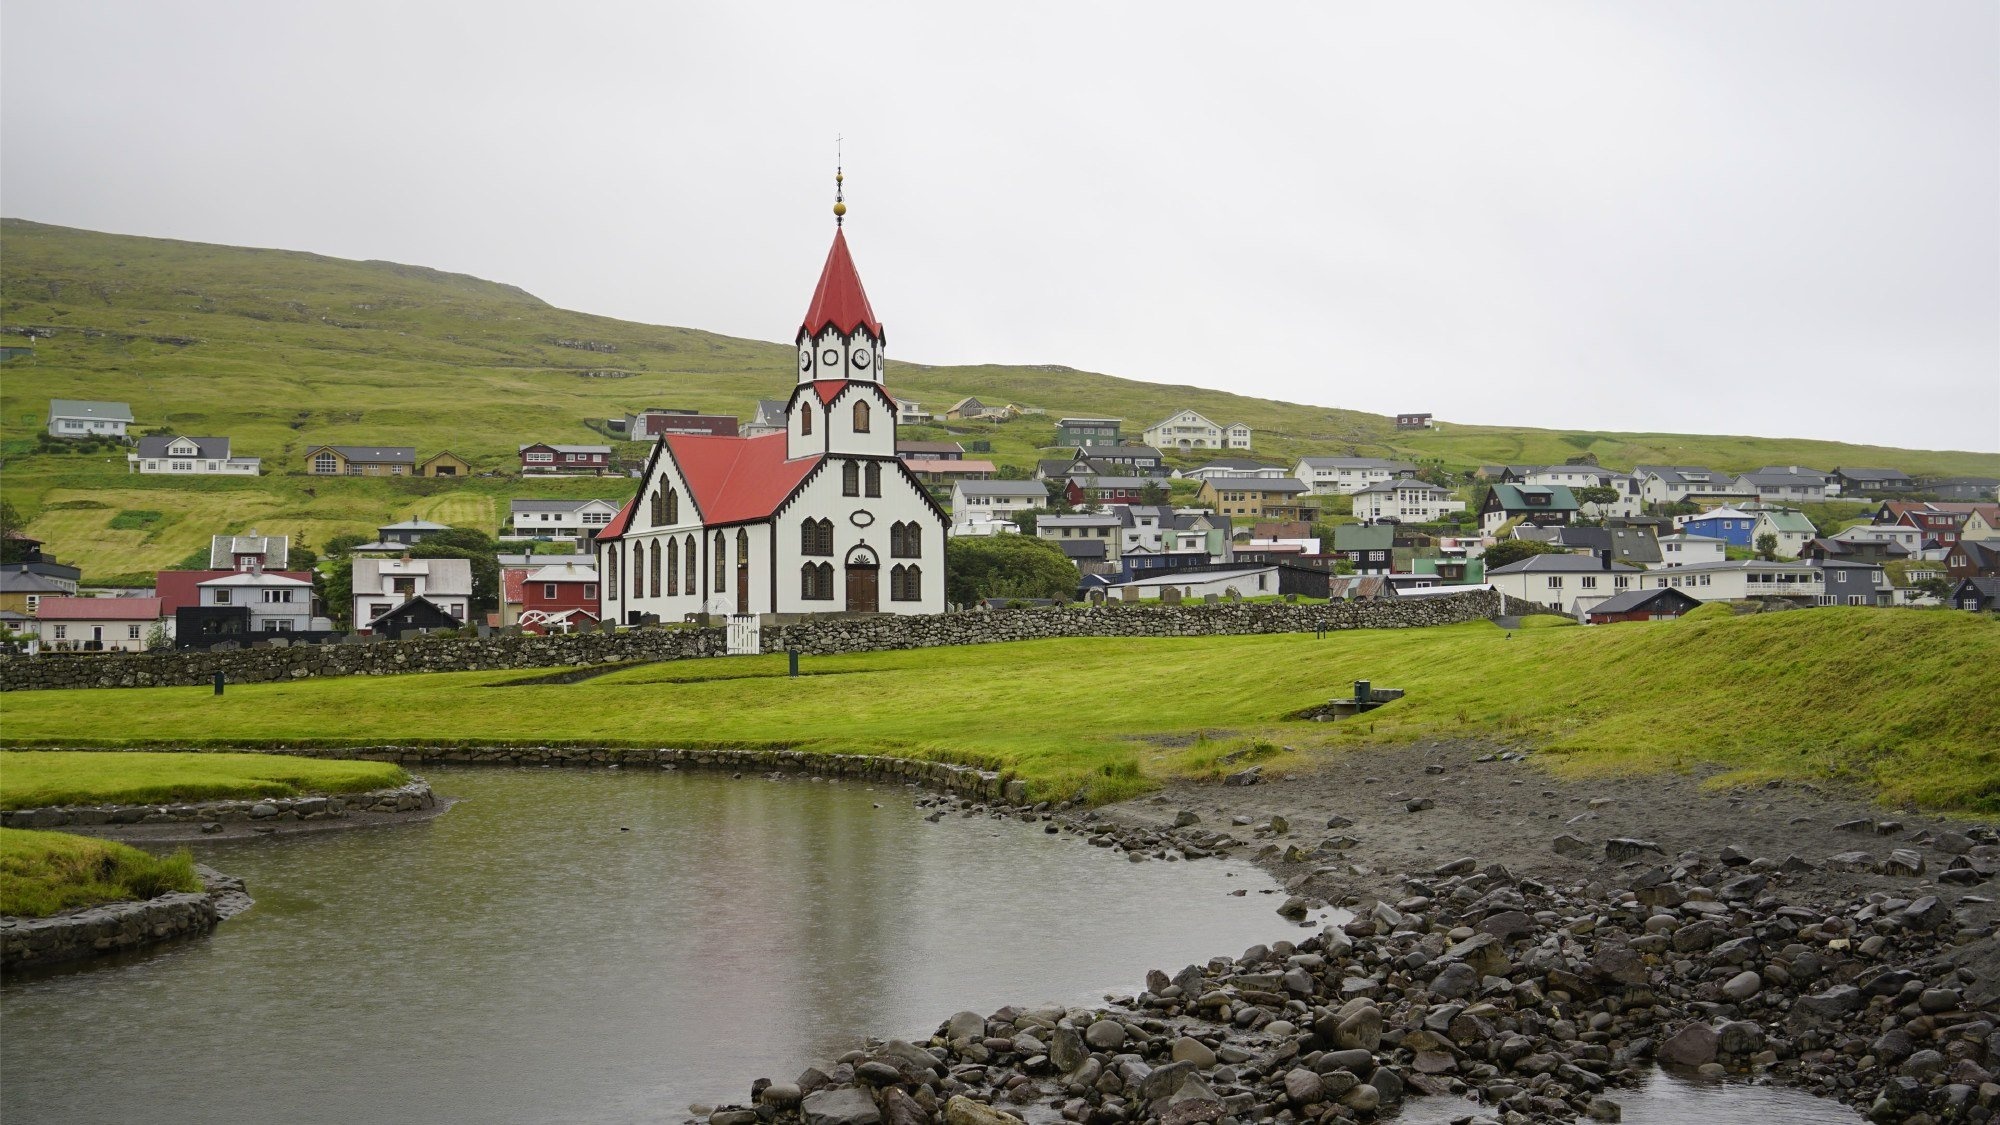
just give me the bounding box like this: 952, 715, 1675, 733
700, 740, 1999, 1125
0, 779, 444, 843
1, 863, 251, 972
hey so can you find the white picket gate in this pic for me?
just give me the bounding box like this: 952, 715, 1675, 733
725, 614, 761, 656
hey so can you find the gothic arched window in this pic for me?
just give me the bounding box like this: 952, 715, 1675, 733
864, 462, 882, 498
650, 539, 663, 597
684, 534, 696, 594
633, 541, 647, 599
802, 563, 818, 600
649, 489, 665, 527
853, 401, 871, 433
737, 528, 750, 569
713, 531, 726, 592
667, 536, 680, 596
802, 518, 818, 556
606, 547, 620, 601
666, 489, 679, 525
801, 406, 813, 436
842, 460, 860, 497
890, 564, 921, 602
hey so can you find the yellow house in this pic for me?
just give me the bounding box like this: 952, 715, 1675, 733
305, 445, 416, 476
419, 450, 472, 478
0, 570, 69, 615
1197, 476, 1320, 522
1961, 506, 2000, 543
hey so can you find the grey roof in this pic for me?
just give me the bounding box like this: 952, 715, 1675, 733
136, 435, 233, 459
1736, 469, 1828, 487
1486, 555, 1642, 575
48, 399, 134, 422
752, 399, 787, 424
1834, 467, 1914, 481
1078, 476, 1160, 489
1079, 443, 1162, 459
955, 480, 1048, 499
1057, 539, 1108, 561
1204, 476, 1309, 493
1517, 525, 1661, 565
379, 519, 453, 531
1634, 465, 1724, 484
1586, 587, 1700, 616
324, 445, 416, 464
1332, 524, 1395, 551
0, 570, 68, 593
353, 555, 474, 595
1355, 479, 1449, 495
1056, 416, 1122, 426
1037, 513, 1121, 528
521, 443, 612, 454
1297, 457, 1414, 470
209, 533, 289, 569
510, 499, 618, 514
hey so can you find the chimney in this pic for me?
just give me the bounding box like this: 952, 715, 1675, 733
1600, 549, 1612, 571
251, 559, 263, 577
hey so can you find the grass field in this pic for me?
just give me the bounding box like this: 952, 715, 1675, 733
0, 751, 408, 810
6, 218, 1996, 581
0, 828, 201, 917
3, 610, 1993, 811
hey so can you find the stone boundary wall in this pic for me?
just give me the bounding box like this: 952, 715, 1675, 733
0, 865, 245, 971
0, 780, 436, 830
0, 590, 1524, 693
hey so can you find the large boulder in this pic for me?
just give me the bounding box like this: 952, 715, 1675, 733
803, 1088, 883, 1125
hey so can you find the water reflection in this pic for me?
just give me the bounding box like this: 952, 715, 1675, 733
3, 767, 1314, 1125
1392, 1064, 1865, 1124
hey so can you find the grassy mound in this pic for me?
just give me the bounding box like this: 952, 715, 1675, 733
0, 828, 201, 917
0, 610, 1992, 810
0, 752, 408, 810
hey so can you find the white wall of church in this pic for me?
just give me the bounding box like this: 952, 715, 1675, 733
772, 463, 942, 615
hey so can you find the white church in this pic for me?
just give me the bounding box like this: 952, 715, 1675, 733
595, 184, 948, 622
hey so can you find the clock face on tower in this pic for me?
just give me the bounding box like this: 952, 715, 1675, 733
853, 348, 872, 368
821, 348, 840, 367
799, 347, 812, 372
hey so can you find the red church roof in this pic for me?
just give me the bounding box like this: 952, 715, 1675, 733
596, 496, 637, 541
664, 432, 822, 525
799, 228, 881, 340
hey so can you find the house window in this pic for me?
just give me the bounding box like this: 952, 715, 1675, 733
53, 625, 66, 639
526, 452, 553, 463
370, 603, 391, 620
543, 584, 557, 599
1547, 576, 1563, 589
1581, 576, 1597, 589
843, 461, 860, 496
24, 595, 37, 612
314, 452, 337, 474
129, 625, 142, 640
865, 462, 882, 497
891, 522, 922, 558
584, 585, 597, 600
650, 490, 665, 526
215, 589, 231, 604
802, 518, 834, 556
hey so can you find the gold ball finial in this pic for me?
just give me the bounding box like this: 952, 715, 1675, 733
836, 171, 844, 184
833, 201, 847, 217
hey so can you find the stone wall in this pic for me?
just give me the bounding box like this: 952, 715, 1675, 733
0, 780, 436, 830
0, 865, 245, 971
0, 589, 1521, 693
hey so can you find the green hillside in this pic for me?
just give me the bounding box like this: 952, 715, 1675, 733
3, 218, 1995, 582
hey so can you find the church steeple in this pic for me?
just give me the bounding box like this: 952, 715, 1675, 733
796, 162, 884, 386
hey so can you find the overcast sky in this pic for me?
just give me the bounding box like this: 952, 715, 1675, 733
4, 1, 1996, 452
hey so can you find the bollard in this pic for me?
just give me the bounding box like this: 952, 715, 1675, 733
788, 650, 800, 678
213, 671, 225, 696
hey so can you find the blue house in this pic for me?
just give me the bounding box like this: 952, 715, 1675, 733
1680, 507, 1761, 548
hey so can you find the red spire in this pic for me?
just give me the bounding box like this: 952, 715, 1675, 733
799, 228, 882, 340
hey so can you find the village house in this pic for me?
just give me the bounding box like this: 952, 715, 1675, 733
507, 499, 622, 542
1812, 560, 1892, 606
352, 555, 474, 636
1067, 476, 1155, 508
419, 451, 471, 477
1054, 417, 1122, 447
1875, 501, 1977, 549
35, 596, 169, 651
945, 397, 1011, 421
1751, 508, 1817, 559
1732, 467, 1830, 503
1075, 444, 1167, 476
1096, 565, 1279, 602
1657, 532, 1729, 567
1635, 560, 1822, 603
520, 443, 614, 475
1484, 554, 1641, 614
154, 532, 313, 620
192, 570, 318, 634
1244, 521, 1319, 553
127, 435, 261, 475
1797, 534, 1906, 566
1197, 476, 1315, 521
1945, 540, 2000, 580
1142, 409, 1251, 451
1949, 577, 2000, 612
894, 399, 930, 425
950, 480, 1046, 535
1677, 506, 1763, 548
595, 201, 948, 621
47, 399, 133, 439
1294, 457, 1419, 496
1832, 467, 1917, 497
1515, 524, 1664, 568
625, 410, 740, 440
0, 570, 68, 616
1035, 513, 1123, 565
1833, 522, 1926, 555
1395, 412, 1433, 430
1112, 506, 1229, 571
1331, 524, 1395, 575
742, 400, 789, 438
378, 520, 453, 546
1480, 483, 1579, 535
1584, 587, 1702, 625
896, 440, 964, 462
1516, 465, 1642, 517
1352, 480, 1464, 524
1927, 477, 2000, 503
306, 445, 416, 476
906, 459, 996, 489
1959, 506, 2000, 543
517, 562, 601, 634
1632, 465, 1735, 505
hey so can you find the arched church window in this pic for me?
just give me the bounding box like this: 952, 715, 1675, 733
713, 531, 726, 593
650, 539, 663, 596
738, 528, 750, 567
667, 537, 680, 595
633, 541, 647, 599
650, 489, 665, 527
684, 534, 696, 593
843, 461, 860, 497
853, 401, 871, 433
666, 489, 679, 524
865, 462, 882, 498
801, 407, 813, 436
606, 547, 620, 601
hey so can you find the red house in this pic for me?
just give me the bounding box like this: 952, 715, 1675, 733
1066, 477, 1150, 507
520, 443, 613, 475
155, 569, 316, 615
518, 562, 600, 634
1584, 586, 1701, 624
627, 410, 740, 440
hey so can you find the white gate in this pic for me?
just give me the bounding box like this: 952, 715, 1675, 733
725, 614, 761, 656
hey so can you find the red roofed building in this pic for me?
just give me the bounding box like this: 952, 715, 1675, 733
596, 182, 947, 621
156, 569, 316, 616
35, 596, 169, 652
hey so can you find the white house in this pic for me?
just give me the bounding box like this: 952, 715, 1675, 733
1520, 465, 1641, 518
894, 398, 931, 425
1178, 459, 1288, 482
1142, 410, 1250, 451
1657, 533, 1728, 567
47, 399, 133, 439
197, 571, 316, 633
128, 435, 260, 475
352, 556, 474, 634
35, 596, 168, 652
1294, 457, 1417, 495
1732, 467, 1830, 504
950, 480, 1046, 534
1484, 555, 1642, 614
507, 499, 622, 542
1036, 513, 1123, 563
1634, 466, 1737, 505
743, 399, 789, 438
1102, 566, 1277, 601
596, 209, 948, 622
1634, 560, 1823, 602
1751, 508, 1818, 560
1352, 480, 1464, 523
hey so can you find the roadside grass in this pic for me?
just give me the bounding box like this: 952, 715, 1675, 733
0, 752, 409, 810
1, 610, 1994, 810
0, 828, 201, 917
